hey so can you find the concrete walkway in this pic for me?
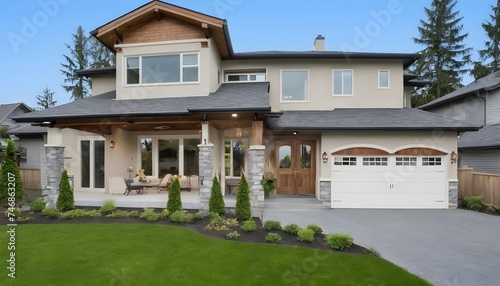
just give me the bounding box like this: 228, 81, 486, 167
263, 197, 500, 286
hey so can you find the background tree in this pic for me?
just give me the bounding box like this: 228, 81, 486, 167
209, 175, 225, 215
471, 0, 500, 79
0, 139, 24, 205
56, 169, 74, 211
36, 86, 57, 110
412, 0, 471, 107
89, 37, 115, 68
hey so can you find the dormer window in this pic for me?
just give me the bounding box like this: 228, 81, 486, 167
226, 73, 266, 82
126, 53, 199, 85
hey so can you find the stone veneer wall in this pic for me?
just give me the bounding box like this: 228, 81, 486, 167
319, 180, 331, 207
449, 180, 458, 209
248, 146, 265, 218
43, 146, 65, 207
198, 144, 214, 212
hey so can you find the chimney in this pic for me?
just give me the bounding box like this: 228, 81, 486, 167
314, 35, 325, 51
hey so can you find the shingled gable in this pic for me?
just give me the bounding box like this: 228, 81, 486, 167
91, 0, 233, 59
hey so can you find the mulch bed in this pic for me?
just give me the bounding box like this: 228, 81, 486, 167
2, 207, 366, 255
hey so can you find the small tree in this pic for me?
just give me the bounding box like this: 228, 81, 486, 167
56, 169, 74, 211
167, 178, 182, 213
0, 139, 24, 205
235, 174, 251, 220
209, 175, 225, 215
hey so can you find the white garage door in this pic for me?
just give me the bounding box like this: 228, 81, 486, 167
332, 156, 447, 209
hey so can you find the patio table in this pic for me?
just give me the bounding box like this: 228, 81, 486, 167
130, 182, 161, 194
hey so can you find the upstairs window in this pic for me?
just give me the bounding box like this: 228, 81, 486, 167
226, 73, 266, 82
281, 70, 309, 101
333, 70, 353, 95
126, 53, 199, 85
378, 70, 390, 88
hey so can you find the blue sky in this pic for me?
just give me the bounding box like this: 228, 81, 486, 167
0, 0, 496, 109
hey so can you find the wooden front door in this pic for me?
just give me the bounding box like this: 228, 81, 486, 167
275, 140, 316, 195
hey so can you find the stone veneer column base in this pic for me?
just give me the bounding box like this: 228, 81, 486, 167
198, 144, 214, 213
248, 146, 265, 218
449, 180, 458, 209
43, 146, 65, 208
319, 180, 332, 207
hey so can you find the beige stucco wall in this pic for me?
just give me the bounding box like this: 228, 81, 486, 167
115, 39, 220, 100
320, 131, 458, 180
222, 59, 404, 110
91, 74, 116, 96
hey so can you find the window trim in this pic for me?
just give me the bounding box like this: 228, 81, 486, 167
332, 69, 354, 96
124, 52, 200, 86
280, 69, 310, 102
378, 70, 390, 89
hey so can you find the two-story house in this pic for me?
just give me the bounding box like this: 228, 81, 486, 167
14, 1, 478, 214
420, 71, 500, 174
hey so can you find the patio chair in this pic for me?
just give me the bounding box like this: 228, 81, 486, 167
123, 178, 143, 196
159, 174, 172, 192
179, 176, 191, 191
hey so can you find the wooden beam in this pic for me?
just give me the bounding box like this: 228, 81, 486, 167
154, 8, 162, 20
251, 121, 263, 145
201, 23, 210, 39
114, 29, 123, 43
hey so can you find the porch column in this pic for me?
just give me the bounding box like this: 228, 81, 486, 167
248, 145, 265, 218
198, 144, 214, 213
44, 146, 65, 207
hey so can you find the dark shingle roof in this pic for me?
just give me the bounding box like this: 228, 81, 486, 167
459, 124, 500, 149
420, 71, 500, 109
8, 124, 47, 135
0, 103, 32, 123
267, 109, 480, 131
76, 67, 116, 77
13, 83, 270, 122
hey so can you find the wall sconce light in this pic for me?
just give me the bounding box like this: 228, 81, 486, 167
109, 140, 115, 148
322, 152, 328, 163
450, 151, 457, 164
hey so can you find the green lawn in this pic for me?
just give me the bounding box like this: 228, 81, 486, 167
0, 224, 430, 285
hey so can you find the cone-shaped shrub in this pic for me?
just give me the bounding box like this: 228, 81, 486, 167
235, 173, 251, 220
167, 177, 182, 213
209, 175, 225, 215
0, 139, 24, 205
56, 169, 74, 211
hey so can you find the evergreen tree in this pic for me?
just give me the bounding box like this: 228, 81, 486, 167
0, 139, 24, 205
56, 169, 74, 211
167, 178, 182, 213
209, 175, 225, 215
235, 174, 251, 220
412, 0, 471, 106
471, 0, 500, 79
61, 26, 90, 100
36, 86, 57, 110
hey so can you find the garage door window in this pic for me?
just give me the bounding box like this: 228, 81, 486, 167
396, 157, 417, 166
334, 157, 357, 166
422, 157, 442, 166
362, 157, 388, 166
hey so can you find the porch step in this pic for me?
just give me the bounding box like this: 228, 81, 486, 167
264, 195, 327, 210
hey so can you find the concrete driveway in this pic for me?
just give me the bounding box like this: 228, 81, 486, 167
263, 203, 500, 286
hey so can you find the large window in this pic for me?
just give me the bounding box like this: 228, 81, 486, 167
333, 70, 353, 95
81, 139, 105, 189
126, 53, 199, 85
281, 70, 308, 101
378, 70, 390, 88
158, 139, 179, 175
224, 140, 247, 177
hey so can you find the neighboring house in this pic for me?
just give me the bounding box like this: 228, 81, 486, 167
14, 1, 478, 212
420, 71, 500, 174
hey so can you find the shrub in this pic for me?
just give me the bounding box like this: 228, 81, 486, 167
17, 216, 34, 222
170, 210, 188, 223
263, 220, 282, 231
106, 210, 129, 218
188, 212, 203, 222
363, 247, 381, 257
226, 231, 240, 240
297, 228, 315, 243
265, 232, 282, 243
241, 219, 257, 232
100, 199, 116, 215
325, 233, 354, 250
485, 205, 496, 214
464, 196, 485, 211
225, 218, 239, 227
208, 212, 224, 226
128, 211, 140, 218
283, 223, 301, 234
30, 198, 47, 212
307, 224, 323, 235
86, 210, 102, 217
0, 139, 24, 205
140, 208, 160, 222
61, 209, 86, 219
4, 208, 21, 218
235, 174, 251, 220
209, 176, 225, 215
160, 209, 170, 219
56, 169, 74, 211
166, 178, 182, 213
41, 207, 60, 218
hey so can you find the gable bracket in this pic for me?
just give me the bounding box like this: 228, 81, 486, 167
201, 23, 210, 39
113, 29, 123, 43
154, 8, 163, 21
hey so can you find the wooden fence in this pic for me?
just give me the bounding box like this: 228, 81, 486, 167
458, 168, 500, 206
19, 167, 41, 190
